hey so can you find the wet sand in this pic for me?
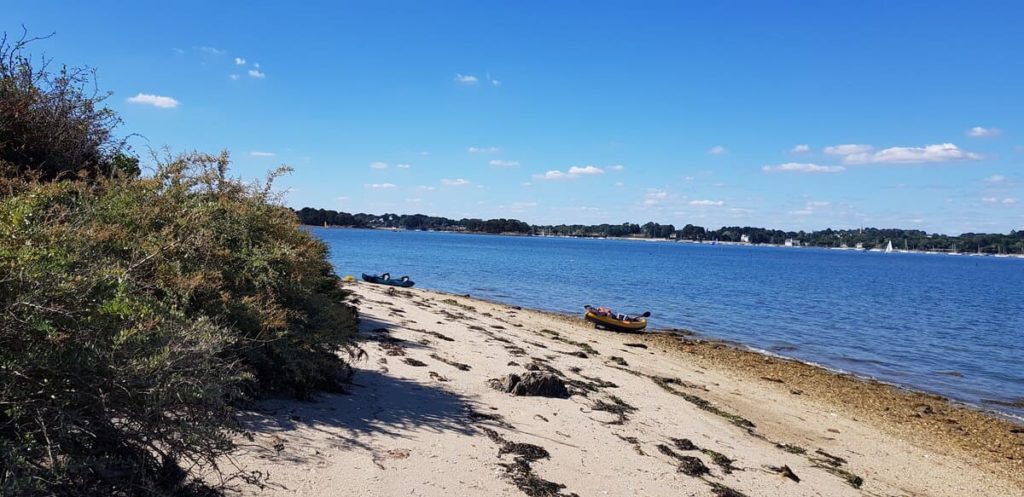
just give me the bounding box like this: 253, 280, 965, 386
226, 282, 1024, 496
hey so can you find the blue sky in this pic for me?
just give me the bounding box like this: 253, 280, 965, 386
7, 1, 1023, 234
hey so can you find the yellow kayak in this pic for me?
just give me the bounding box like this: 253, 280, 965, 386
584, 306, 649, 332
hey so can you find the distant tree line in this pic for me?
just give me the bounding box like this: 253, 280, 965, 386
295, 207, 1024, 254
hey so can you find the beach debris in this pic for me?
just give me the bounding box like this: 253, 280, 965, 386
490, 372, 570, 399
810, 449, 863, 488
709, 483, 748, 497
428, 371, 449, 382
508, 361, 520, 366
480, 427, 578, 497
506, 345, 528, 356
913, 404, 935, 416
590, 395, 637, 425
491, 324, 506, 330
429, 353, 471, 371
410, 328, 455, 341
609, 356, 629, 367
534, 414, 549, 422
648, 375, 755, 430
378, 338, 406, 356
760, 376, 784, 383
386, 448, 410, 459
671, 438, 698, 451
767, 464, 800, 482
402, 357, 427, 367
700, 448, 737, 474
468, 324, 486, 331
615, 434, 646, 455
623, 342, 648, 349
790, 388, 803, 395
537, 329, 600, 355
774, 442, 807, 455
441, 298, 476, 312
561, 350, 588, 359
677, 456, 711, 477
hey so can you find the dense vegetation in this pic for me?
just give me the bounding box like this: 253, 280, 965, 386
1, 33, 357, 496
297, 207, 1024, 255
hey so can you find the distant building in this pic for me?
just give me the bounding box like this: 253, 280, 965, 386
784, 239, 797, 247
740, 234, 750, 243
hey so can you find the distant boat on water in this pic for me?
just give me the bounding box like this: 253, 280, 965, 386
884, 240, 894, 254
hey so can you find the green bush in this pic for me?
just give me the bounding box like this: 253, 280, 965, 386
0, 152, 358, 495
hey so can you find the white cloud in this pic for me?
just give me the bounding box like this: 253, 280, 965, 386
535, 170, 573, 180
534, 165, 606, 180
689, 200, 725, 206
441, 178, 471, 186
454, 74, 478, 85
806, 201, 831, 208
492, 79, 501, 86
761, 162, 845, 173
983, 175, 1007, 184
568, 165, 604, 175
790, 144, 811, 154
127, 93, 180, 108
1003, 198, 1018, 204
229, 74, 240, 80
468, 146, 500, 153
843, 143, 981, 165
364, 183, 397, 190
416, 185, 436, 191
198, 46, 225, 55
707, 145, 727, 155
234, 57, 246, 65
489, 159, 520, 168
607, 164, 625, 171
791, 209, 814, 216
370, 161, 388, 170
967, 126, 1000, 137
824, 144, 873, 155
249, 151, 275, 157
396, 163, 411, 169
248, 68, 266, 79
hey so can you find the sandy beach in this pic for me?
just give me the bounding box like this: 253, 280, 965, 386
227, 282, 1024, 497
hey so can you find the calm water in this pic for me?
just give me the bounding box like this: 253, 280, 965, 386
314, 228, 1024, 418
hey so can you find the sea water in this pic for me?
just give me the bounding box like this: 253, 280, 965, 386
314, 228, 1024, 418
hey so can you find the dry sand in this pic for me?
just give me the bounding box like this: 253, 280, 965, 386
226, 282, 1024, 497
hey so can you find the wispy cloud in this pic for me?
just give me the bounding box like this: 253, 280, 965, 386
364, 183, 397, 190
983, 197, 1017, 205
689, 199, 725, 206
843, 143, 981, 165
250, 151, 275, 157
396, 163, 411, 169
370, 161, 388, 170
489, 159, 519, 168
607, 164, 625, 171
468, 146, 500, 153
248, 68, 266, 79
762, 162, 845, 173
983, 174, 1007, 184
229, 74, 240, 80
967, 126, 1000, 137
441, 178, 471, 186
643, 189, 668, 206
234, 57, 246, 65
535, 170, 573, 180
127, 93, 180, 108
707, 145, 727, 155
790, 144, 810, 154
416, 185, 436, 191
824, 144, 873, 155
197, 46, 226, 55
454, 74, 478, 85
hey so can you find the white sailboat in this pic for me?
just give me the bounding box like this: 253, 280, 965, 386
884, 240, 894, 254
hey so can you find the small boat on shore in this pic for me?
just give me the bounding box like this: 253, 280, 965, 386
584, 305, 649, 332
362, 272, 415, 287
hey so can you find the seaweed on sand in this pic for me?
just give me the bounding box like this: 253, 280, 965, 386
590, 395, 638, 425
615, 434, 646, 455
609, 356, 629, 366
429, 353, 471, 371
710, 483, 749, 497
402, 357, 427, 367
810, 449, 863, 488
700, 448, 737, 474
479, 427, 578, 497
649, 376, 756, 430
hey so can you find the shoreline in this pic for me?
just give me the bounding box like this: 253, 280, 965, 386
308, 225, 1024, 259
399, 286, 1024, 421
228, 283, 1023, 496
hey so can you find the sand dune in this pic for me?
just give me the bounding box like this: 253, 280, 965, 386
227, 282, 1023, 497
